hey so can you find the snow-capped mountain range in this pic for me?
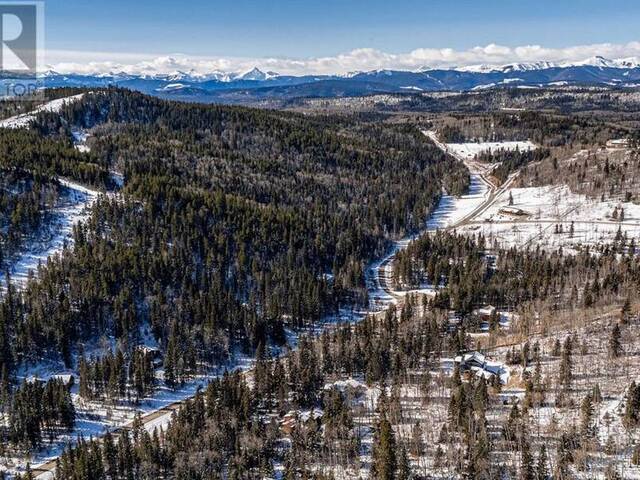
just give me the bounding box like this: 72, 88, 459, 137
457, 56, 640, 73
37, 56, 640, 102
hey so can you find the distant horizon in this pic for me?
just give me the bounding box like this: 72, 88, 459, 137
44, 42, 640, 77
43, 0, 640, 75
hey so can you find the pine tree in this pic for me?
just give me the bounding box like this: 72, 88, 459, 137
624, 381, 640, 429
609, 323, 622, 358
620, 298, 632, 324
555, 433, 574, 480
559, 336, 573, 389
533, 358, 545, 407
164, 330, 178, 388
504, 403, 521, 443
410, 422, 425, 457
103, 430, 118, 478
23, 463, 34, 480
78, 356, 91, 400
604, 464, 622, 480
536, 444, 549, 480
397, 446, 411, 480
370, 412, 397, 480
520, 438, 535, 480
592, 384, 603, 403
580, 393, 594, 439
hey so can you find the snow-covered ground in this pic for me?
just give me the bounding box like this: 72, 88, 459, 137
71, 128, 91, 152
425, 129, 640, 254
427, 173, 489, 229
16, 125, 498, 477
367, 170, 490, 307
2, 179, 100, 289
1, 95, 99, 290
446, 139, 536, 160
19, 121, 626, 478
460, 184, 640, 252
0, 94, 84, 129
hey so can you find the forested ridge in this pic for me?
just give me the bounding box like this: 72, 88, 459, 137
476, 147, 550, 184
0, 126, 111, 271
0, 89, 468, 453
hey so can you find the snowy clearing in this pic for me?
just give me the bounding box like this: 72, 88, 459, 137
1, 95, 99, 290
0, 94, 84, 129
445, 140, 537, 161
460, 184, 640, 252
3, 179, 100, 289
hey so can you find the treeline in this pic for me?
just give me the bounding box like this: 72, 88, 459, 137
0, 123, 111, 269
0, 377, 74, 451
0, 170, 59, 266
394, 230, 640, 315
0, 88, 88, 122
438, 111, 628, 148
78, 347, 156, 402
0, 128, 111, 188
477, 147, 550, 184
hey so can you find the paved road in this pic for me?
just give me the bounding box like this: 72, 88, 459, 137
377, 131, 627, 357
377, 130, 509, 300
32, 401, 185, 477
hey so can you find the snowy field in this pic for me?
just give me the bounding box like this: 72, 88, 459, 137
422, 129, 536, 161
460, 184, 640, 252
424, 129, 640, 254
445, 139, 536, 160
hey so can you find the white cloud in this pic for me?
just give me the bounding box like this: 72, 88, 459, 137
45, 41, 640, 76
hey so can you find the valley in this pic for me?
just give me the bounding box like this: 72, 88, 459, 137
0, 87, 637, 480
0, 1, 638, 478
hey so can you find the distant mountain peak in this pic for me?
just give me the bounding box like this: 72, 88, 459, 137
236, 67, 279, 81
500, 61, 557, 72
618, 57, 640, 68
564, 55, 615, 68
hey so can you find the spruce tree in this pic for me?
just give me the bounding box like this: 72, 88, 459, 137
536, 444, 549, 480
520, 438, 535, 480
397, 446, 411, 480
580, 393, 594, 439
609, 323, 622, 358
370, 412, 397, 480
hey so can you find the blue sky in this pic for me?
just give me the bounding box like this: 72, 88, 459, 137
43, 0, 640, 74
